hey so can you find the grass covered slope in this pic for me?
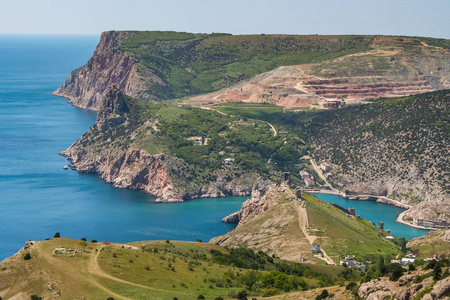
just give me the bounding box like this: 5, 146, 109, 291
304, 193, 400, 262
0, 238, 342, 300
211, 184, 400, 265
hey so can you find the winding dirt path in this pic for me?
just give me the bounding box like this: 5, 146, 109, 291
200, 106, 277, 137
297, 203, 335, 265
88, 246, 193, 298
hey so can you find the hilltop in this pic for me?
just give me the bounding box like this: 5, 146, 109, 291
0, 237, 345, 299
53, 31, 450, 110
211, 183, 400, 264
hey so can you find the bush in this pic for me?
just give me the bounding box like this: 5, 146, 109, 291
23, 253, 31, 260
197, 295, 205, 299
81, 237, 87, 241
346, 282, 357, 290
237, 290, 248, 300
315, 289, 329, 300
30, 296, 42, 300
215, 297, 224, 300
262, 288, 279, 297
53, 232, 60, 238
91, 239, 98, 243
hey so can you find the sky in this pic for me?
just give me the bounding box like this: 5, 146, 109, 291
1, 0, 449, 39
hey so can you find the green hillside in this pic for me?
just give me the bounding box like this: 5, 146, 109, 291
302, 192, 401, 262
72, 90, 307, 196
117, 31, 373, 99
0, 238, 339, 299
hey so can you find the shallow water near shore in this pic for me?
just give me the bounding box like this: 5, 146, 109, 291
313, 193, 429, 240
0, 35, 246, 261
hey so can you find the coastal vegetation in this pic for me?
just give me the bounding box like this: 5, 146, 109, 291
118, 32, 373, 99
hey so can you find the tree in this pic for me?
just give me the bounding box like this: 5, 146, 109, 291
433, 263, 442, 281
80, 240, 87, 252
53, 232, 60, 238
242, 270, 260, 290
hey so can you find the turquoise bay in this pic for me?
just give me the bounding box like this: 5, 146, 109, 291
0, 35, 429, 261
313, 193, 429, 240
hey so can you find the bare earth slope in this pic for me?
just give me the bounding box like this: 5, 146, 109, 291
54, 32, 450, 110
188, 37, 450, 108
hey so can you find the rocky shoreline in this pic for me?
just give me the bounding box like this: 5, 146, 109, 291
313, 188, 425, 230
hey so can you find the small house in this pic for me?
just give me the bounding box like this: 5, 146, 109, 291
401, 258, 415, 265
340, 255, 366, 272
311, 243, 321, 254
319, 162, 333, 173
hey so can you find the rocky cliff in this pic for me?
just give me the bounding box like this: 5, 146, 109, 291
62, 87, 271, 201
53, 31, 162, 110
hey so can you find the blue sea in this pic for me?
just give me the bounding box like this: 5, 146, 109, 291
0, 35, 428, 261
0, 35, 246, 261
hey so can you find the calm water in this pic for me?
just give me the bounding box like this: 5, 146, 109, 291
0, 35, 246, 261
313, 193, 429, 240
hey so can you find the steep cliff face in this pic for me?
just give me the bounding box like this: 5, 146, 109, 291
62, 87, 271, 201
53, 31, 163, 110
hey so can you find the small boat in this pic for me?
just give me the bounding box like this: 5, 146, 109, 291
63, 165, 69, 170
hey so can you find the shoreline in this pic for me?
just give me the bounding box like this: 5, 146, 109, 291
395, 211, 434, 231
313, 188, 429, 232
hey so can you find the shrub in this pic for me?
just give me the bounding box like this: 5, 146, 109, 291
30, 296, 42, 300
315, 289, 329, 300
81, 237, 87, 241
197, 295, 205, 299
53, 232, 60, 238
237, 290, 248, 300
91, 239, 98, 243
346, 282, 357, 290
262, 288, 279, 297
215, 297, 224, 300
23, 253, 31, 260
